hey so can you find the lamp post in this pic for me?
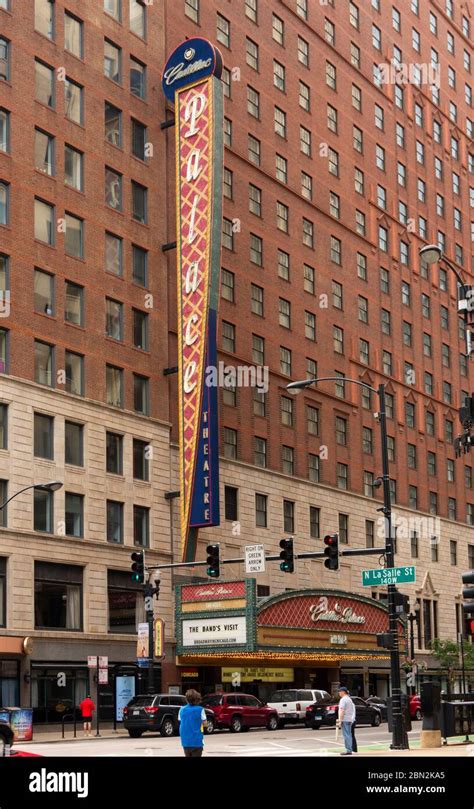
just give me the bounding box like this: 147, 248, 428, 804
407, 602, 420, 695
0, 480, 63, 513
419, 244, 473, 357
286, 375, 409, 749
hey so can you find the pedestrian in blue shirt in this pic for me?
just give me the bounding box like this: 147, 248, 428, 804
178, 689, 208, 757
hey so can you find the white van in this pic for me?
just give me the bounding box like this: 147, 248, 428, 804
267, 689, 331, 726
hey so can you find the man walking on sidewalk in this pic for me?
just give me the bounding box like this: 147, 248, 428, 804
336, 686, 356, 756
178, 689, 208, 758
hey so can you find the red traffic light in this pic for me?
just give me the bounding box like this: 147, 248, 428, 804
324, 534, 337, 547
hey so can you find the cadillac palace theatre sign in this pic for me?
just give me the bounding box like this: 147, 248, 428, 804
162, 39, 224, 561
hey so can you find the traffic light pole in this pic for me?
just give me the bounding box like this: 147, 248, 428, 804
378, 382, 409, 750
144, 583, 155, 695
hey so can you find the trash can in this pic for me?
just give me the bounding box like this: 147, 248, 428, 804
387, 694, 412, 733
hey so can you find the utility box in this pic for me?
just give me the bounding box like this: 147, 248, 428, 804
421, 682, 441, 731
441, 700, 474, 738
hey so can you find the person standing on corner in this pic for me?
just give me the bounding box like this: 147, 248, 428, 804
179, 689, 208, 758
336, 686, 356, 756
79, 694, 96, 738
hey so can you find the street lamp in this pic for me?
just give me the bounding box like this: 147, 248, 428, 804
287, 375, 409, 750
418, 244, 473, 356
407, 601, 421, 696
0, 480, 63, 512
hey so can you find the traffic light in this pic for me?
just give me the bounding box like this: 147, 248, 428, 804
323, 533, 339, 571
376, 633, 394, 649
131, 550, 145, 584
206, 544, 220, 578
279, 538, 294, 573
462, 570, 474, 616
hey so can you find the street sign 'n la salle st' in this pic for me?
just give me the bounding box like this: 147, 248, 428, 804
362, 566, 416, 587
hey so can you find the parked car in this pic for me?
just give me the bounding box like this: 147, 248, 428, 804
409, 694, 422, 721
267, 689, 331, 727
306, 696, 382, 729
123, 694, 215, 738
201, 693, 279, 732
366, 696, 388, 721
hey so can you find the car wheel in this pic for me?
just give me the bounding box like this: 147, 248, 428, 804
160, 718, 175, 738
312, 723, 321, 730
230, 715, 243, 733
415, 709, 422, 721
204, 718, 214, 735
128, 729, 143, 738
372, 713, 381, 727
267, 715, 279, 731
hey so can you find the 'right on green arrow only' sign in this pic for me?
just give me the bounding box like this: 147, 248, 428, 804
362, 566, 416, 587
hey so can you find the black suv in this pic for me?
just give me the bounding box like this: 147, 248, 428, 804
123, 694, 215, 738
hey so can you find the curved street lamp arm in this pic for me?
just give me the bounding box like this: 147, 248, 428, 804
441, 255, 467, 289
305, 376, 378, 395
0, 483, 37, 511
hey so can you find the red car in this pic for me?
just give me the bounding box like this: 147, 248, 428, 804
201, 693, 279, 733
409, 695, 422, 721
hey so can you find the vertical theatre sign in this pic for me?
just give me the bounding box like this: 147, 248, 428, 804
162, 39, 224, 562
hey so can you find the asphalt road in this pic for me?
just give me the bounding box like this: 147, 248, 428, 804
22, 723, 424, 757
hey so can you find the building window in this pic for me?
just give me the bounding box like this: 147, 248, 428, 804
34, 129, 54, 176
65, 421, 83, 467
308, 454, 320, 482
450, 540, 457, 566
247, 86, 260, 118
298, 36, 309, 66
282, 446, 294, 475
250, 234, 263, 266
107, 570, 144, 634
280, 346, 291, 376
411, 532, 418, 558
281, 396, 293, 427
130, 57, 146, 98
105, 0, 121, 20
105, 233, 122, 277
223, 427, 237, 459
339, 513, 349, 544
132, 439, 149, 481
107, 500, 123, 543
65, 213, 83, 258
106, 298, 123, 341
252, 334, 264, 367
65, 350, 84, 395
105, 168, 122, 210
283, 500, 294, 533
34, 413, 54, 460
64, 281, 83, 326
64, 145, 83, 191
224, 486, 238, 522
35, 59, 54, 106
330, 236, 341, 263
34, 198, 54, 245
130, 0, 146, 38
34, 340, 53, 386
222, 321, 235, 353
337, 463, 348, 490
132, 245, 147, 287
64, 11, 83, 57
105, 102, 121, 146
185, 0, 199, 23
133, 374, 149, 414
310, 506, 320, 539
274, 107, 287, 138
133, 309, 148, 351
134, 505, 149, 547
254, 437, 266, 468
64, 77, 83, 124
106, 432, 123, 475
104, 39, 121, 83
106, 365, 123, 408
34, 562, 82, 630
0, 403, 7, 450
132, 181, 147, 224
34, 269, 54, 316
65, 493, 83, 538
366, 520, 374, 548
248, 135, 260, 166
255, 493, 267, 527
34, 487, 53, 533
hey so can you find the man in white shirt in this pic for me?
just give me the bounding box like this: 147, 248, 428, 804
336, 686, 356, 755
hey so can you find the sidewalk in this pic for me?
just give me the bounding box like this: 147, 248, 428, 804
23, 723, 130, 744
